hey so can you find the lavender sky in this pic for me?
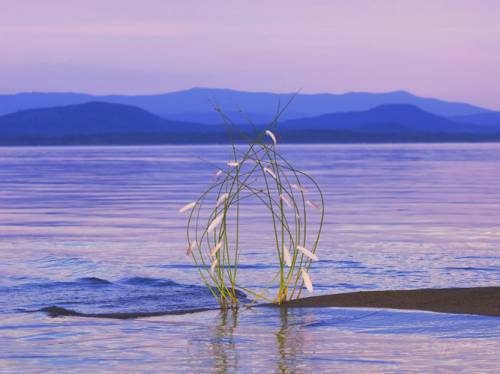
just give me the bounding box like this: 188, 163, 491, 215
1, 0, 499, 109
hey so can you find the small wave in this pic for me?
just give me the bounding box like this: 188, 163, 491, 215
2, 276, 247, 318
332, 283, 378, 290
39, 306, 215, 319
317, 260, 366, 269
7, 277, 113, 290
121, 277, 179, 287
35, 256, 95, 268
445, 267, 498, 272
76, 277, 113, 285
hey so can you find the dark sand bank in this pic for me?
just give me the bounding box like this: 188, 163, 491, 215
39, 287, 500, 319
279, 287, 500, 317
39, 306, 215, 319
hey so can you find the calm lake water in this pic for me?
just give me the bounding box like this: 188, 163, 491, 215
1, 144, 500, 372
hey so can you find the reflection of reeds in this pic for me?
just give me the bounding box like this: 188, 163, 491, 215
277, 308, 307, 373
210, 309, 239, 373
180, 101, 324, 308
277, 308, 289, 373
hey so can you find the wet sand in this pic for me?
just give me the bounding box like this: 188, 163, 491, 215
40, 287, 500, 319
39, 306, 216, 319
279, 287, 500, 317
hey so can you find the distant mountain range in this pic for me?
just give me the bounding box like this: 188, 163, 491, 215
0, 88, 495, 124
285, 104, 482, 133
1, 100, 500, 145
279, 104, 500, 143
451, 112, 500, 127
0, 102, 227, 145
0, 102, 206, 135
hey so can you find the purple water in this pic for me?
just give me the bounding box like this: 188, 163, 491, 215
0, 144, 499, 372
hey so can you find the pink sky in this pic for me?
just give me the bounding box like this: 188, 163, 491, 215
1, 0, 500, 109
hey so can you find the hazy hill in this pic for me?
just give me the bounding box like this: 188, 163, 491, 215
1, 102, 499, 145
0, 102, 228, 145
276, 104, 500, 143
0, 88, 492, 122
0, 102, 213, 136
280, 104, 485, 133
450, 112, 500, 127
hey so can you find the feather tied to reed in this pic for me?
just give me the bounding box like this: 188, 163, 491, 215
186, 241, 196, 256
280, 193, 292, 208
265, 130, 277, 145
301, 268, 313, 293
297, 245, 319, 261
216, 193, 229, 207
210, 239, 223, 257
291, 184, 308, 193
306, 200, 320, 209
210, 258, 218, 276
264, 167, 277, 180
207, 213, 224, 234
283, 246, 292, 267
179, 201, 196, 213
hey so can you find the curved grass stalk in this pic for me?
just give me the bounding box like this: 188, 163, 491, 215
180, 99, 324, 308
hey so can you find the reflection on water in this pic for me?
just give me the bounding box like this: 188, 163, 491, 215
4, 306, 497, 372
210, 309, 239, 373
276, 307, 306, 373
1, 306, 499, 372
1, 144, 500, 371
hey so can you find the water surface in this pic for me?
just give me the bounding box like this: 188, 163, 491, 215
1, 144, 499, 372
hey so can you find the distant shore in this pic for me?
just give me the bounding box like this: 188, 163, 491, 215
278, 287, 500, 317
2, 136, 500, 147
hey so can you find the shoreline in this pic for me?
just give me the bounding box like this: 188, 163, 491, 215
39, 287, 500, 319
276, 287, 500, 317
2, 141, 500, 148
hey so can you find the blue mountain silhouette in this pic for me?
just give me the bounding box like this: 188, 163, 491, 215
1, 101, 499, 145
450, 112, 500, 127
281, 104, 481, 133
0, 88, 492, 122
0, 102, 208, 137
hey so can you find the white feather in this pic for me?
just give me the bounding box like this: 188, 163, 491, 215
280, 193, 292, 208
297, 245, 319, 261
186, 241, 196, 256
301, 269, 313, 293
264, 167, 277, 180
265, 130, 277, 145
283, 246, 292, 267
291, 184, 308, 193
210, 239, 223, 257
306, 200, 320, 209
210, 258, 218, 275
216, 193, 229, 207
179, 201, 196, 213
207, 213, 224, 233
